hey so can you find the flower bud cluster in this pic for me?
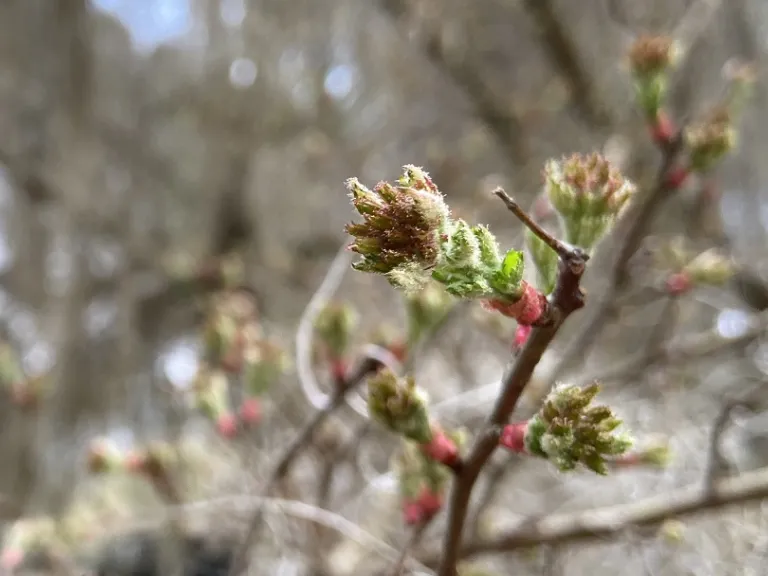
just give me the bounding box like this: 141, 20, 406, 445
368, 369, 464, 468
346, 166, 548, 325
544, 153, 636, 252
500, 383, 633, 475
196, 289, 290, 438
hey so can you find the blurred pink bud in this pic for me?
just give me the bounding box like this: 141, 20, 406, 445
421, 428, 458, 466
216, 413, 239, 438
239, 397, 262, 426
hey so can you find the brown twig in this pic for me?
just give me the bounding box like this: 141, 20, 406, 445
435, 198, 589, 576
387, 518, 434, 576
420, 465, 768, 565
228, 356, 380, 575
575, 309, 768, 387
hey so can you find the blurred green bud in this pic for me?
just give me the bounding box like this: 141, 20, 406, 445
368, 369, 432, 444
314, 301, 359, 360
627, 35, 679, 118
404, 282, 455, 348
684, 249, 735, 286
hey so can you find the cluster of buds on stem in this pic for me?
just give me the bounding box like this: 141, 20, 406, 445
544, 153, 636, 252
395, 439, 456, 525
367, 369, 464, 468
196, 288, 290, 437
346, 165, 548, 325
627, 34, 679, 122
682, 60, 756, 175
500, 382, 633, 475
313, 301, 359, 382
657, 238, 736, 296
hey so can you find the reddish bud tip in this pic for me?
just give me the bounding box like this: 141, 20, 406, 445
650, 111, 676, 146
124, 451, 147, 474
388, 341, 408, 363
500, 422, 527, 453
416, 486, 443, 516
216, 413, 239, 438
665, 272, 692, 295
664, 165, 689, 190
402, 500, 424, 525
238, 397, 262, 426
421, 429, 458, 466
513, 324, 532, 350
1, 548, 23, 570
330, 357, 347, 383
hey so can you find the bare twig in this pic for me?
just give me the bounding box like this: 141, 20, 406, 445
577, 309, 768, 387
521, 0, 611, 126
229, 356, 380, 576
388, 518, 434, 576
420, 466, 768, 564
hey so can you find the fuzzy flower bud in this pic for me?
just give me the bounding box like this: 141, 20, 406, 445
525, 228, 558, 295
520, 382, 633, 475
544, 153, 636, 251
685, 106, 736, 173
346, 166, 531, 304
314, 301, 359, 361
345, 168, 449, 285
627, 35, 679, 117
367, 370, 432, 444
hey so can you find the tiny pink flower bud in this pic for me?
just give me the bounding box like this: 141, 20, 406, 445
238, 397, 262, 426
649, 111, 676, 146
665, 272, 692, 295
481, 282, 547, 324
1, 548, 23, 570
664, 165, 690, 190
420, 428, 458, 466
416, 486, 443, 517
499, 422, 527, 453
402, 500, 424, 526
216, 413, 239, 438
124, 450, 148, 474
513, 324, 532, 350
329, 357, 347, 384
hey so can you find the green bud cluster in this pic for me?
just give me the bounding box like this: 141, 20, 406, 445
525, 382, 633, 475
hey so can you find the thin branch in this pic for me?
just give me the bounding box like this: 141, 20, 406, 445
436, 223, 589, 575
387, 518, 434, 576
177, 496, 434, 575
229, 356, 380, 576
577, 309, 768, 387
493, 188, 573, 258
527, 128, 687, 413
420, 466, 768, 564
521, 0, 611, 126
377, 0, 528, 166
